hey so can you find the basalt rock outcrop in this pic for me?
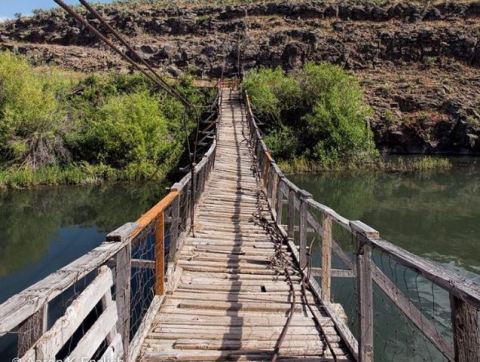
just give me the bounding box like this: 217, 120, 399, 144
1, 0, 479, 155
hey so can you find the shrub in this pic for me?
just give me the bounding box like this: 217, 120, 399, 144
242, 67, 300, 123
0, 51, 216, 188
0, 52, 67, 168
263, 126, 298, 160
243, 62, 377, 165
78, 91, 175, 168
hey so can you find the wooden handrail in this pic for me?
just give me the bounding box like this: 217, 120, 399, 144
132, 191, 179, 238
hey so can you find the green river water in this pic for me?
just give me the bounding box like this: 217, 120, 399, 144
0, 159, 479, 361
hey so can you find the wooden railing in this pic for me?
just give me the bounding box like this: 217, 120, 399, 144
0, 90, 221, 362
244, 91, 480, 362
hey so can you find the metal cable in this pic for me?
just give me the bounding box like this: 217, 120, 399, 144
53, 0, 191, 108
78, 0, 191, 107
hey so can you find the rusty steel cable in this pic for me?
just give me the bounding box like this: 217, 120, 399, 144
78, 0, 190, 107
55, 0, 227, 239
53, 0, 191, 108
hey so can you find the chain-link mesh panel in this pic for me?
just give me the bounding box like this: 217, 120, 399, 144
372, 248, 452, 361
129, 221, 156, 340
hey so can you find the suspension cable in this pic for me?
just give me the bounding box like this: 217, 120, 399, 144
77, 0, 191, 107
53, 0, 192, 108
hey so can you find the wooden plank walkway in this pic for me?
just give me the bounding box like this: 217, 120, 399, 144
136, 88, 352, 361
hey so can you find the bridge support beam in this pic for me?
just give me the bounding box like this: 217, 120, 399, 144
351, 221, 378, 362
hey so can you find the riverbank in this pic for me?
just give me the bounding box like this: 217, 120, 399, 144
243, 63, 476, 173
0, 160, 176, 189
277, 155, 453, 174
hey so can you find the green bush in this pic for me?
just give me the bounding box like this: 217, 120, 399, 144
78, 91, 175, 168
0, 52, 66, 167
242, 67, 300, 123
243, 62, 377, 166
263, 126, 298, 159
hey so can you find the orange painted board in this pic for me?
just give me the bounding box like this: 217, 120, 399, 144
130, 191, 179, 238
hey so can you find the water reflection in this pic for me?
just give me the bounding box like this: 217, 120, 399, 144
0, 182, 167, 304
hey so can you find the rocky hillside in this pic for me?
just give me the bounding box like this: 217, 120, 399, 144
1, 0, 479, 154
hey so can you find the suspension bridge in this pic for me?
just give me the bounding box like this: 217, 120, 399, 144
0, 0, 480, 361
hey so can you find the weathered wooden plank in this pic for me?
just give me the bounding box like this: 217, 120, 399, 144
129, 295, 165, 362
371, 264, 454, 360
114, 244, 131, 360
370, 236, 480, 308
0, 242, 123, 337
131, 258, 155, 269
106, 222, 138, 241
155, 313, 319, 327
311, 268, 355, 278
69, 303, 118, 361
140, 349, 347, 361
167, 299, 308, 313
309, 278, 359, 361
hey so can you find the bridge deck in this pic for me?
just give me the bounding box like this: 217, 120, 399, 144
137, 89, 352, 361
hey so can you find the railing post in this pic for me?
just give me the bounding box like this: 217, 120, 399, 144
450, 295, 480, 362
299, 190, 312, 269
275, 173, 285, 223
270, 168, 278, 211
168, 189, 181, 263
263, 152, 270, 186
321, 214, 333, 302
287, 188, 295, 239
106, 222, 137, 361
190, 163, 197, 237
351, 221, 378, 362
185, 181, 192, 231
155, 212, 165, 295
267, 166, 274, 202
18, 304, 48, 356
